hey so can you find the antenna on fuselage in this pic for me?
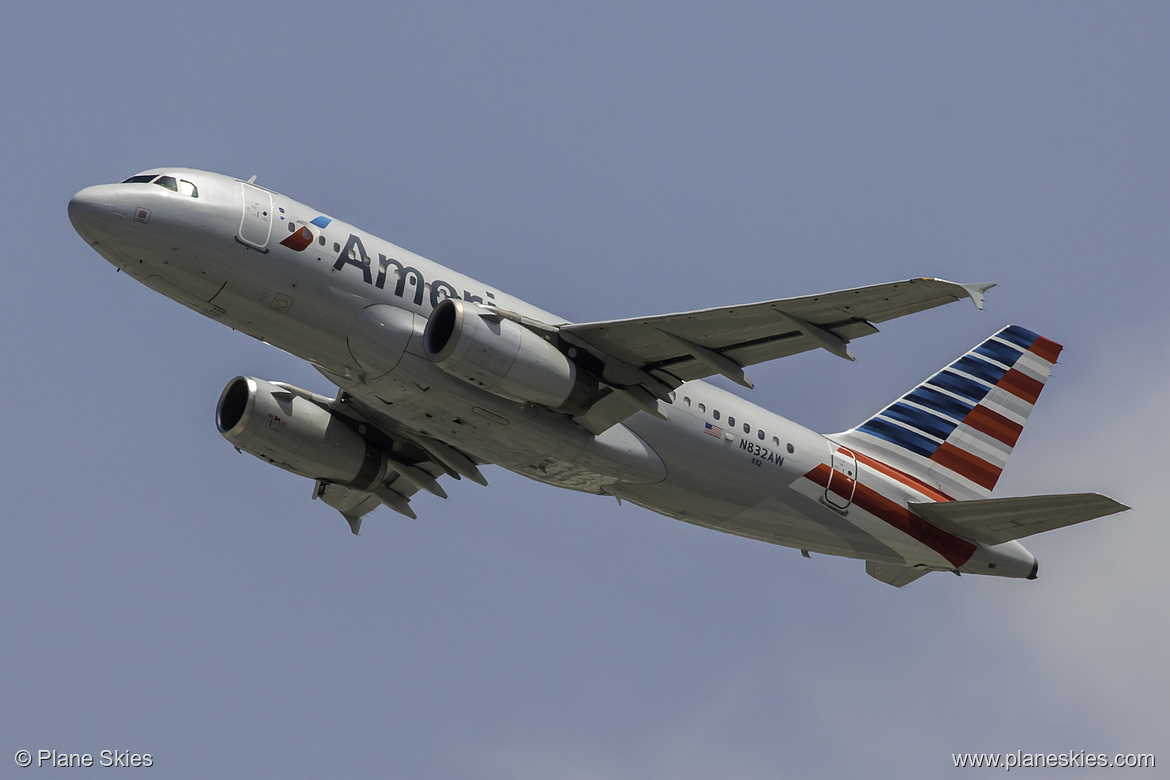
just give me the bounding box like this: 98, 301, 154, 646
246, 175, 257, 184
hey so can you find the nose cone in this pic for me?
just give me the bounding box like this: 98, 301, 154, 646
68, 184, 119, 239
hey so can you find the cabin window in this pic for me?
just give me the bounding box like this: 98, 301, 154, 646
712, 410, 720, 421
772, 436, 780, 446
698, 403, 706, 413
757, 429, 765, 440
743, 422, 750, 434
319, 235, 326, 246
728, 416, 736, 427
683, 397, 691, 407
787, 443, 795, 454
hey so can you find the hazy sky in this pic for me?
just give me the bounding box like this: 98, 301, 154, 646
2, 2, 1167, 777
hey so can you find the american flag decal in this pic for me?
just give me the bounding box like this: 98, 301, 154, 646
704, 422, 724, 438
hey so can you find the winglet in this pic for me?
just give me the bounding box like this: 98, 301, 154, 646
343, 513, 363, 535
960, 282, 996, 311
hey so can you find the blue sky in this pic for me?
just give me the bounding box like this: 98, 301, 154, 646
2, 2, 1167, 777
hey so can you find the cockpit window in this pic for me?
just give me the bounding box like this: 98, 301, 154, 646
120, 173, 199, 197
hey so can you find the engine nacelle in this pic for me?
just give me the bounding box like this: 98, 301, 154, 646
215, 376, 387, 490
422, 298, 596, 413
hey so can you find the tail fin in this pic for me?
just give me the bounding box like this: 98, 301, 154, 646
835, 325, 1062, 500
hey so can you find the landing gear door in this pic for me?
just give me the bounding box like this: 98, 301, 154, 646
238, 182, 273, 250
825, 445, 858, 510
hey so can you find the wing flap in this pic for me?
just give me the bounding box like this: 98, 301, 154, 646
909, 493, 1129, 546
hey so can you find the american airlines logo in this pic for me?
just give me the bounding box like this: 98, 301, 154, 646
329, 232, 489, 311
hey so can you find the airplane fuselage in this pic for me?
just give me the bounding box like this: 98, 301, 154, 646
68, 168, 1039, 580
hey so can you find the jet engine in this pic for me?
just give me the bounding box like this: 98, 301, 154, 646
215, 376, 387, 491
422, 298, 596, 413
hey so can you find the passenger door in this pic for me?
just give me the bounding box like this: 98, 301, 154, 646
238, 182, 273, 250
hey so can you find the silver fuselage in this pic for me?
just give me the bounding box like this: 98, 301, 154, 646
68, 168, 1036, 578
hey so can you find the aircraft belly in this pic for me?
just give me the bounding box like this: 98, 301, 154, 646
175, 259, 956, 568
139, 256, 226, 300
101, 229, 225, 300
617, 405, 954, 566
730, 496, 902, 560
138, 275, 228, 319
615, 479, 900, 561
786, 463, 968, 569
188, 253, 667, 493
346, 378, 558, 466
104, 221, 348, 368
333, 353, 667, 493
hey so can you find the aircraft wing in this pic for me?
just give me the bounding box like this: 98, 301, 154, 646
559, 278, 993, 433
310, 388, 488, 534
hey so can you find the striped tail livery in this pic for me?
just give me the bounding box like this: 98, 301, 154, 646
838, 325, 1060, 501
832, 325, 1126, 586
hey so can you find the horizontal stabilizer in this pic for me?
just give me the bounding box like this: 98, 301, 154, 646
866, 561, 931, 588
909, 493, 1128, 546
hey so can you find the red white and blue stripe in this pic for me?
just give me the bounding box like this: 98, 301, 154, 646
837, 325, 1062, 500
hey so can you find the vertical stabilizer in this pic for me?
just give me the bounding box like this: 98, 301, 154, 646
835, 325, 1061, 501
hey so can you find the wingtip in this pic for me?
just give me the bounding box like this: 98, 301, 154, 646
960, 282, 997, 310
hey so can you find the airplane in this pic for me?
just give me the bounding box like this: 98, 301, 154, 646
68, 168, 1127, 587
